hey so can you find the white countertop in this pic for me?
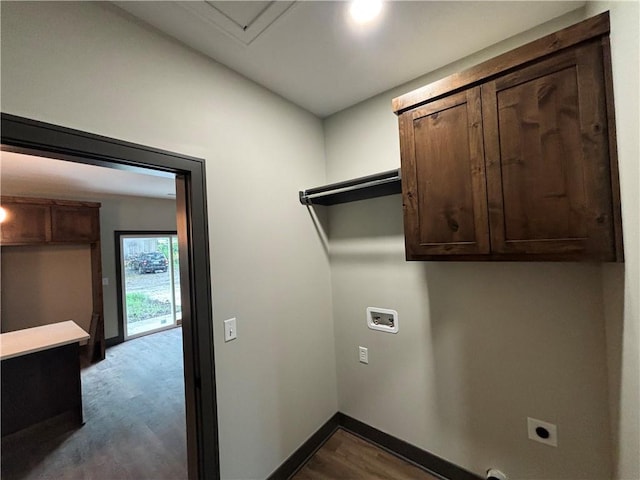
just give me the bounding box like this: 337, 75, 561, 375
0, 321, 90, 360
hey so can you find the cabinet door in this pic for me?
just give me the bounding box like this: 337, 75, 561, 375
399, 87, 489, 258
482, 41, 615, 259
51, 206, 100, 243
0, 203, 51, 244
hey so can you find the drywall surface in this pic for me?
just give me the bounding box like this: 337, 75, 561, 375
1, 245, 93, 333
324, 9, 617, 479
586, 2, 640, 479
0, 2, 337, 479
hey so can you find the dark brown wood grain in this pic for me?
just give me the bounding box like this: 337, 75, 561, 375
90, 244, 105, 361
601, 36, 624, 262
0, 196, 101, 245
395, 12, 622, 262
51, 205, 100, 242
400, 87, 489, 259
483, 40, 614, 259
392, 12, 610, 114
0, 202, 51, 244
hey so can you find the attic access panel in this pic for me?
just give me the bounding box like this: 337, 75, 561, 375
178, 1, 296, 45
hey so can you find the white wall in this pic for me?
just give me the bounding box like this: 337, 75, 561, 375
324, 7, 635, 479
585, 2, 640, 479
1, 245, 93, 333
0, 2, 337, 479
99, 195, 177, 339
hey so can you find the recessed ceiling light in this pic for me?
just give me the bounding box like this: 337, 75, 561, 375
349, 0, 382, 24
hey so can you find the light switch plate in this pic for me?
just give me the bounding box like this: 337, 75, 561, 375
224, 318, 237, 342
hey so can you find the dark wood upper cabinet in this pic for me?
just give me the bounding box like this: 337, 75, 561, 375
393, 12, 623, 262
483, 41, 615, 259
1, 197, 101, 246
400, 87, 489, 256
1, 203, 51, 244
51, 205, 100, 243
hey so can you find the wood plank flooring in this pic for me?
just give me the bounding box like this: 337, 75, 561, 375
1, 327, 187, 480
293, 429, 441, 480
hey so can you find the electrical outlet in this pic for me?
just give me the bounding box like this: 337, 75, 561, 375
358, 346, 368, 364
527, 417, 557, 447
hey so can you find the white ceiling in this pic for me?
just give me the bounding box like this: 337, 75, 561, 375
115, 1, 585, 117
0, 152, 176, 200
2, 1, 585, 198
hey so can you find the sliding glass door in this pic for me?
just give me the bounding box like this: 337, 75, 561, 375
119, 233, 181, 339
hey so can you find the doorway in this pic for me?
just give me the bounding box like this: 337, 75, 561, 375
1, 113, 219, 479
117, 232, 182, 339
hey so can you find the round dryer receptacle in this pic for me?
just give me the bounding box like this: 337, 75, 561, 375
486, 469, 507, 480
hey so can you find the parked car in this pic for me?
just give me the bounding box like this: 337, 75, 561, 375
137, 252, 168, 274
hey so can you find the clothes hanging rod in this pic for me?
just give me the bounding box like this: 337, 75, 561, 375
299, 168, 401, 206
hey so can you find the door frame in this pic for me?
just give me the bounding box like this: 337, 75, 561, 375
114, 230, 181, 343
0, 113, 219, 480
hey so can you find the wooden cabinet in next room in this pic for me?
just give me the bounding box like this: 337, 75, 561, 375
0, 202, 51, 244
393, 12, 623, 262
51, 205, 100, 243
1, 197, 100, 246
0, 195, 105, 362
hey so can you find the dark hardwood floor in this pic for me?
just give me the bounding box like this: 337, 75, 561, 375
1, 327, 187, 480
293, 429, 441, 480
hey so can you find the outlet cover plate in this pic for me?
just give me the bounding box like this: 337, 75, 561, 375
527, 417, 557, 447
358, 346, 368, 364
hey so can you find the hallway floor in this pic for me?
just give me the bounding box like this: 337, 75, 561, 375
1, 328, 187, 480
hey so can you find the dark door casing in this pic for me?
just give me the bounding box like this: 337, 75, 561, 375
0, 113, 219, 480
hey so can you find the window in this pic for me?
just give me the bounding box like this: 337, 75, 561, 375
119, 233, 181, 339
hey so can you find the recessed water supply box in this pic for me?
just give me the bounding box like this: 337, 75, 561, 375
366, 307, 398, 334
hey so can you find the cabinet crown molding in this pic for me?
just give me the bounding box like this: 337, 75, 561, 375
392, 11, 610, 114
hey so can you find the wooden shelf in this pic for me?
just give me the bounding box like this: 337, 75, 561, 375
299, 169, 401, 206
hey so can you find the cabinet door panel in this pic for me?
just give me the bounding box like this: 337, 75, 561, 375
51, 206, 99, 243
400, 87, 489, 257
0, 203, 51, 244
483, 41, 614, 259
